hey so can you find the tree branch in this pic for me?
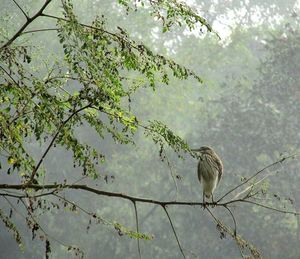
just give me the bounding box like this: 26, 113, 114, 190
1, 180, 299, 259
38, 12, 201, 83
1, 183, 300, 217
40, 13, 142, 52
29, 104, 91, 183
1, 0, 53, 49
217, 153, 299, 202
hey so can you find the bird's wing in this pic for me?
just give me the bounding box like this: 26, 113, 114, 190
197, 160, 202, 183
212, 155, 223, 185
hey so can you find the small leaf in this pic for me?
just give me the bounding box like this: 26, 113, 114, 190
7, 157, 16, 165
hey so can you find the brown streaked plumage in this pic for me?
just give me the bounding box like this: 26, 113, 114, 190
192, 146, 223, 203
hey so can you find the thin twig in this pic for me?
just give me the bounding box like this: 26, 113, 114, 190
2, 196, 26, 219
240, 200, 300, 215
22, 28, 58, 34
40, 13, 141, 52
163, 150, 179, 201
223, 205, 237, 236
37, 12, 200, 83
52, 193, 138, 237
53, 193, 99, 218
205, 207, 259, 259
1, 0, 53, 49
133, 201, 141, 259
29, 104, 91, 183
140, 186, 173, 223
18, 197, 83, 254
12, 0, 29, 19
0, 191, 54, 199
162, 205, 186, 259
0, 65, 19, 85
233, 173, 272, 200
217, 153, 299, 202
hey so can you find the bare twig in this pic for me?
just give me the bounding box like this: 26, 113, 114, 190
2, 196, 25, 219
133, 201, 141, 259
217, 153, 299, 202
162, 205, 186, 259
12, 0, 29, 19
233, 173, 272, 200
29, 104, 91, 183
223, 205, 237, 236
1, 0, 53, 49
2, 195, 82, 257
240, 200, 300, 215
0, 191, 54, 199
0, 183, 205, 206
22, 28, 58, 34
53, 193, 104, 220
163, 149, 179, 201
0, 65, 20, 85
18, 197, 83, 256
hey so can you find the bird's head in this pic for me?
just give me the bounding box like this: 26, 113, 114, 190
191, 146, 214, 155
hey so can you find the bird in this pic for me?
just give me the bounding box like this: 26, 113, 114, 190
191, 146, 223, 205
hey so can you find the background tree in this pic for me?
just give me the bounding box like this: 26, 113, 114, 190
1, 0, 300, 258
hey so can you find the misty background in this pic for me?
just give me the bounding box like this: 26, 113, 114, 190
1, 0, 300, 258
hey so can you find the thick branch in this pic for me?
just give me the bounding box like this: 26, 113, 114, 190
0, 183, 206, 206
0, 183, 297, 215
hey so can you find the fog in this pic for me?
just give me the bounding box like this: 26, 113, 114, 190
1, 0, 300, 258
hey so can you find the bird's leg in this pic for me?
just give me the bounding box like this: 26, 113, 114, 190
211, 193, 216, 207
202, 191, 207, 209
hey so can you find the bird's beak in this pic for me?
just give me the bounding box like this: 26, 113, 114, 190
191, 149, 201, 152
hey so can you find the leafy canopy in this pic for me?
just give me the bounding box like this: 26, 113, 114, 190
0, 0, 212, 256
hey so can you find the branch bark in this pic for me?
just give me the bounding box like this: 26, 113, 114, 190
1, 183, 299, 216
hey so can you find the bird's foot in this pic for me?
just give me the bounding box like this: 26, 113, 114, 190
211, 201, 217, 208
211, 194, 217, 207
210, 199, 217, 208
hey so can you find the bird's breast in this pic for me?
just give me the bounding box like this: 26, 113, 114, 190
201, 175, 218, 195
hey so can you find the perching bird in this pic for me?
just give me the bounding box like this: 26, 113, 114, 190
192, 146, 223, 204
